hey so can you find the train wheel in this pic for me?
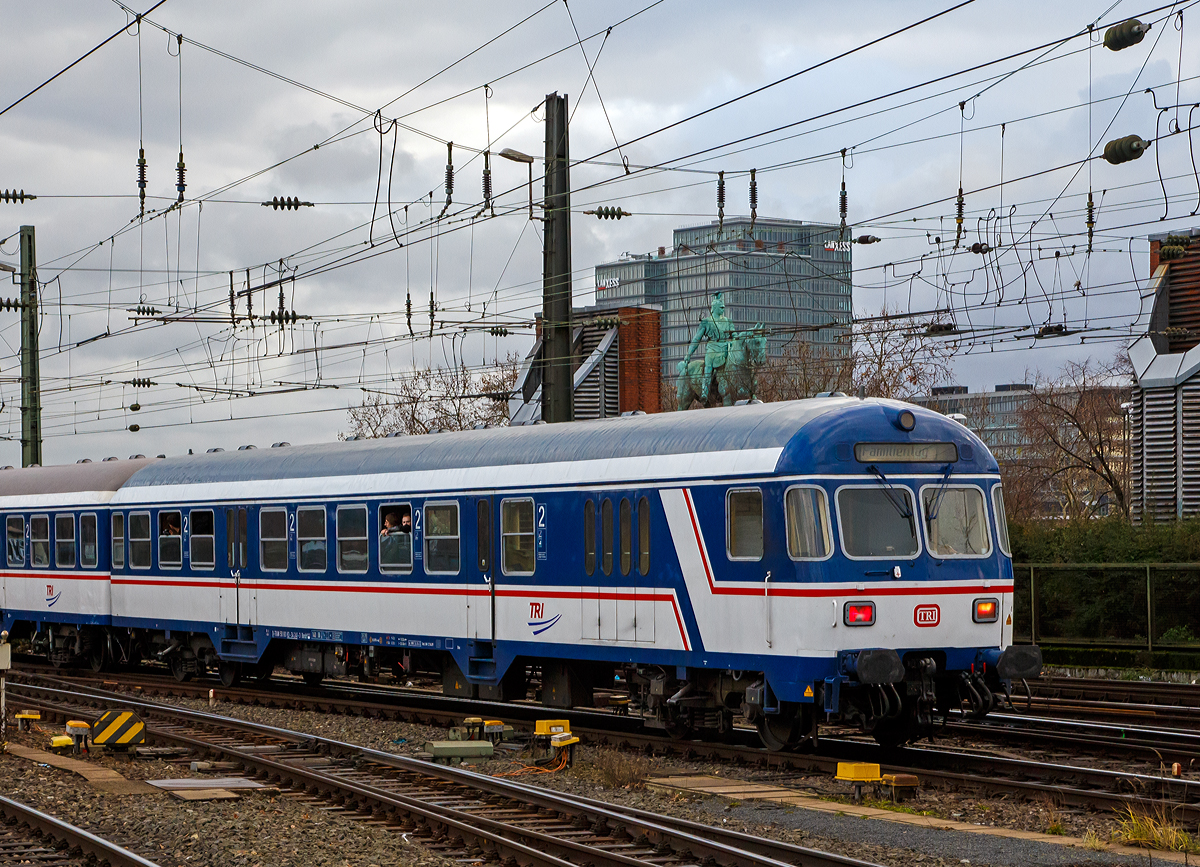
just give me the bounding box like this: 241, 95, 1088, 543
302, 671, 324, 687
169, 655, 192, 683
756, 703, 802, 751
87, 643, 108, 673
218, 661, 241, 688
252, 660, 274, 683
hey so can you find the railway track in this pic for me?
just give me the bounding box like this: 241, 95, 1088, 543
6, 676, 879, 867
1010, 676, 1200, 726
11, 669, 1200, 825
0, 793, 161, 867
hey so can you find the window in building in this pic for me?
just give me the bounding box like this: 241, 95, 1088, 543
80, 514, 98, 568
379, 504, 413, 572
54, 514, 75, 568
260, 508, 288, 571
110, 513, 124, 569
583, 499, 596, 576
297, 507, 327, 572
190, 509, 215, 568
601, 498, 613, 576
638, 497, 650, 576
619, 498, 632, 576
785, 486, 831, 559
158, 510, 182, 567
726, 489, 763, 560
424, 502, 460, 574
129, 512, 151, 569
336, 506, 369, 573
6, 516, 24, 567
501, 499, 535, 575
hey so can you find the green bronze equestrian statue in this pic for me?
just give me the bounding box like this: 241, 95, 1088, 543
675, 293, 767, 410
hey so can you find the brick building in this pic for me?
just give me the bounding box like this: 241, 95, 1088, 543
508, 305, 661, 424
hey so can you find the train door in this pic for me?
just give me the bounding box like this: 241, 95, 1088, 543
221, 507, 253, 625
634, 494, 655, 643
468, 495, 494, 643
616, 497, 635, 642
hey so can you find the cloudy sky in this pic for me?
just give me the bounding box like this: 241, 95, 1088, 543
1, 0, 1197, 464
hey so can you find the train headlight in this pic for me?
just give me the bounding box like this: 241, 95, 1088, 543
844, 601, 876, 626
973, 598, 999, 623
895, 409, 916, 431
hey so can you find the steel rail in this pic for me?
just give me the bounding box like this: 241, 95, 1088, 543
8, 680, 880, 867
0, 794, 162, 867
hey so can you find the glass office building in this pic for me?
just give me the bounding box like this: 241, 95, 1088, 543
594, 217, 852, 375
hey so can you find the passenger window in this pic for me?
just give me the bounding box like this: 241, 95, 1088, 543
297, 507, 327, 572
53, 515, 75, 568
638, 496, 650, 576
992, 485, 1012, 557
226, 508, 248, 569
31, 515, 49, 567
619, 498, 632, 576
379, 504, 413, 572
785, 487, 831, 560
158, 511, 182, 567
80, 514, 98, 568
424, 502, 460, 574
7, 516, 24, 566
727, 489, 763, 560
501, 499, 534, 575
337, 506, 369, 573
601, 499, 613, 576
476, 501, 490, 572
260, 508, 288, 571
922, 486, 990, 557
129, 512, 151, 569
111, 513, 125, 569
583, 500, 596, 576
190, 510, 215, 568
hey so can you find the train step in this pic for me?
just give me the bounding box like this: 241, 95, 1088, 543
219, 639, 259, 660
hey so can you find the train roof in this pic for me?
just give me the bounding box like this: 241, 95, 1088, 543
0, 458, 159, 508
103, 397, 995, 504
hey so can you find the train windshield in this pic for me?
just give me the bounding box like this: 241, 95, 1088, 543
922, 487, 990, 557
837, 487, 918, 558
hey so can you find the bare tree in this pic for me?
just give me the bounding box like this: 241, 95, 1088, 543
345, 354, 521, 438
1014, 357, 1133, 520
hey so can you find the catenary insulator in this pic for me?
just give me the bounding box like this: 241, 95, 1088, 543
406, 290, 413, 336
970, 241, 991, 254
748, 169, 758, 213
855, 235, 880, 245
176, 151, 186, 202
137, 148, 147, 214
1160, 244, 1187, 261
482, 150, 493, 212
439, 141, 454, 218
1104, 18, 1149, 51
954, 188, 965, 247
1086, 191, 1095, 252
0, 190, 36, 203
716, 171, 725, 236
429, 290, 435, 337
1103, 135, 1149, 165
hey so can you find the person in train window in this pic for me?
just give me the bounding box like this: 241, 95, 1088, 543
380, 510, 412, 569
162, 515, 181, 535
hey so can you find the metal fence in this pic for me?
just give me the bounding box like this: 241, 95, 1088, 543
1012, 563, 1200, 651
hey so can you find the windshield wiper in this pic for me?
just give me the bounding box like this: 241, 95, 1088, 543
867, 465, 913, 521
924, 463, 955, 521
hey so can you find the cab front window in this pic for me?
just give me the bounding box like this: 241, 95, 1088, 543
836, 486, 918, 559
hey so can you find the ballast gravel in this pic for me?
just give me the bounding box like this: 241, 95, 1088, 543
156, 695, 1170, 867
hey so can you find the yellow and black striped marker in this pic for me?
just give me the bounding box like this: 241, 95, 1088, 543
91, 710, 145, 748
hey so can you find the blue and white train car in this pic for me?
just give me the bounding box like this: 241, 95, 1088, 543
0, 398, 1041, 747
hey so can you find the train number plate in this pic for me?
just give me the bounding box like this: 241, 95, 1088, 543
914, 604, 940, 627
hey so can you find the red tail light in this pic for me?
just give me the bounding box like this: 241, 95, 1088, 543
844, 601, 875, 626
973, 597, 999, 623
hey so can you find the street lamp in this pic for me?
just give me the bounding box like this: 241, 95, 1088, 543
498, 148, 539, 221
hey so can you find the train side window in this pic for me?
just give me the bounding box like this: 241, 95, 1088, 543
31, 515, 50, 567
583, 500, 596, 576
638, 497, 650, 576
55, 515, 76, 568
297, 507, 327, 572
619, 498, 632, 576
785, 486, 832, 560
260, 508, 288, 571
380, 504, 413, 572
336, 506, 369, 573
158, 510, 182, 568
501, 498, 534, 576
992, 485, 1012, 557
7, 516, 25, 566
190, 510, 215, 569
601, 498, 613, 576
921, 486, 990, 558
80, 514, 98, 568
111, 513, 125, 569
129, 512, 151, 569
476, 501, 490, 573
727, 488, 763, 561
424, 502, 460, 574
